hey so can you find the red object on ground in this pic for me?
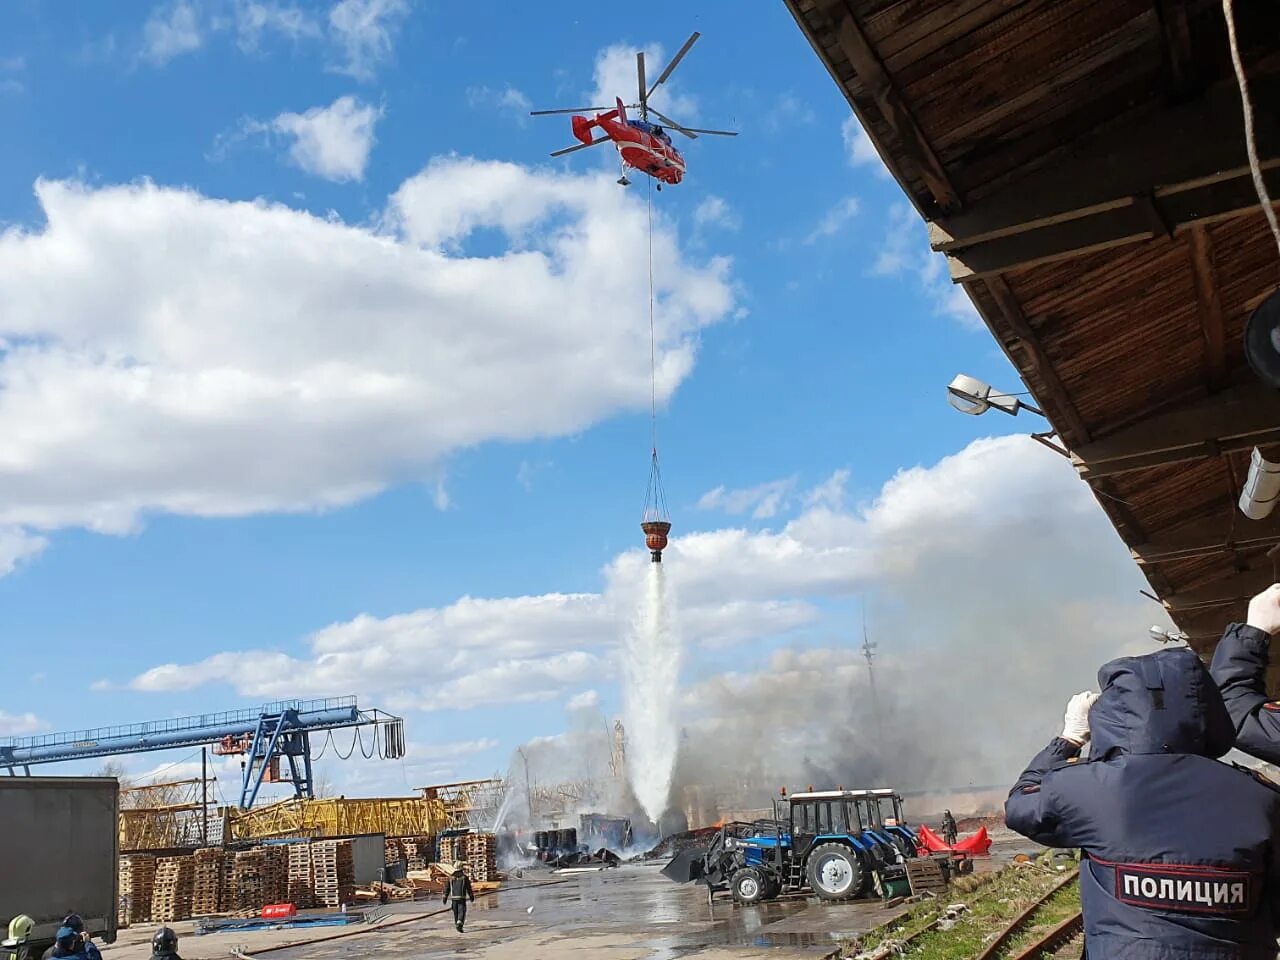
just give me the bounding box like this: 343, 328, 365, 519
261, 903, 297, 919
917, 824, 992, 856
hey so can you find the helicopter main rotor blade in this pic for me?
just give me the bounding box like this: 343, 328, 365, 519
530, 106, 612, 116
637, 51, 647, 118
646, 32, 699, 100
648, 108, 698, 139
676, 127, 738, 136
550, 138, 608, 158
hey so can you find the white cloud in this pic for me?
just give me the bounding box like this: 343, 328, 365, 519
89, 679, 114, 692
327, 0, 409, 81
697, 476, 797, 519
141, 1, 204, 66
270, 96, 382, 182
0, 527, 47, 576
873, 203, 980, 329
123, 434, 1148, 777
0, 159, 733, 554
805, 196, 860, 244
841, 114, 889, 177
466, 85, 533, 125
233, 0, 321, 52
693, 196, 740, 232
803, 469, 848, 510
567, 689, 600, 711
0, 710, 45, 736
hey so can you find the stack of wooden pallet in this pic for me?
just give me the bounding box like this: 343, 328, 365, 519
404, 837, 430, 871
220, 849, 237, 912
287, 842, 315, 909
191, 848, 224, 916
384, 838, 403, 873
232, 848, 274, 913
151, 856, 195, 923
437, 835, 458, 867
118, 854, 156, 926
311, 840, 355, 908
459, 833, 497, 882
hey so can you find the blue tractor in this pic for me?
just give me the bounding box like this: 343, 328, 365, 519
668, 788, 919, 904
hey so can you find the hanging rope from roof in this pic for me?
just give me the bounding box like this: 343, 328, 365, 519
1223, 0, 1280, 258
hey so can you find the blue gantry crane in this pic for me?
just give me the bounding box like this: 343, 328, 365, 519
0, 695, 405, 808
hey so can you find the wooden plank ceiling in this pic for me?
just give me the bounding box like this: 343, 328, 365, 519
785, 0, 1280, 666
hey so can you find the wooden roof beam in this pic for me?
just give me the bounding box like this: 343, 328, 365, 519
1131, 510, 1280, 564
1164, 564, 1278, 612
929, 74, 1280, 279
819, 1, 960, 213
1155, 0, 1200, 101
1188, 224, 1228, 390
1072, 381, 1280, 479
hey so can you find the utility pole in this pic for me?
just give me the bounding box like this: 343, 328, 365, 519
861, 604, 884, 739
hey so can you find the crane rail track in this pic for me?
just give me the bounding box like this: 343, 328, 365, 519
974, 868, 1080, 960
857, 866, 1080, 958
1004, 909, 1083, 959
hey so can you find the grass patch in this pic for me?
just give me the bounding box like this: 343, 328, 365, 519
845, 853, 1079, 960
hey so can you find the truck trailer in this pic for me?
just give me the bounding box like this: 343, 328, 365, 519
0, 777, 119, 951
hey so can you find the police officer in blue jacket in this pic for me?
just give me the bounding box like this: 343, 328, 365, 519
1006, 646, 1280, 959
1211, 584, 1280, 769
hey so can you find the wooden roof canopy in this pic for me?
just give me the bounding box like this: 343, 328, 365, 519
784, 0, 1280, 666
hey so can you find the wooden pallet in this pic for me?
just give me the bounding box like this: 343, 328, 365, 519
311, 840, 356, 908
287, 842, 315, 909
907, 857, 949, 896
191, 848, 225, 916
119, 854, 156, 925
151, 856, 195, 923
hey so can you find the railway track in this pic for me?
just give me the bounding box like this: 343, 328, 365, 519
973, 868, 1081, 960
854, 867, 1080, 959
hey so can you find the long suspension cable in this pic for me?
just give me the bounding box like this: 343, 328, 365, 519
1224, 0, 1280, 258
646, 176, 658, 455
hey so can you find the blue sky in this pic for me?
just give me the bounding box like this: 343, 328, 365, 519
0, 0, 1149, 803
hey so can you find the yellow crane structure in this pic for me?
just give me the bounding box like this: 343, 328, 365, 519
224, 795, 451, 842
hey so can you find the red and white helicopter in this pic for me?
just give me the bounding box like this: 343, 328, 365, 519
530, 32, 737, 189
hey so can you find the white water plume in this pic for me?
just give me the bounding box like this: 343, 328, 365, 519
622, 562, 683, 823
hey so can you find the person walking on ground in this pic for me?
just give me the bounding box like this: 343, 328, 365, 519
150, 928, 181, 960
443, 862, 475, 933
1005, 646, 1280, 959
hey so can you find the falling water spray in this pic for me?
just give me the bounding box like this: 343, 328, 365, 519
623, 561, 682, 824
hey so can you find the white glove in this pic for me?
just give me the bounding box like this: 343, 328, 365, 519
1247, 583, 1280, 636
1061, 691, 1099, 746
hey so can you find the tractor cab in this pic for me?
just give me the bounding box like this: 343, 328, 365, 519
846, 788, 919, 861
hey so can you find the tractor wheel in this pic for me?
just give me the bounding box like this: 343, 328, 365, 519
731, 867, 767, 906
806, 843, 863, 901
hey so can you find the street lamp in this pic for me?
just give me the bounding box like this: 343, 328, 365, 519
947, 374, 1043, 417
1150, 625, 1188, 645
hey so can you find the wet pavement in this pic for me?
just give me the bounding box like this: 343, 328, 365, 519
108, 864, 913, 960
